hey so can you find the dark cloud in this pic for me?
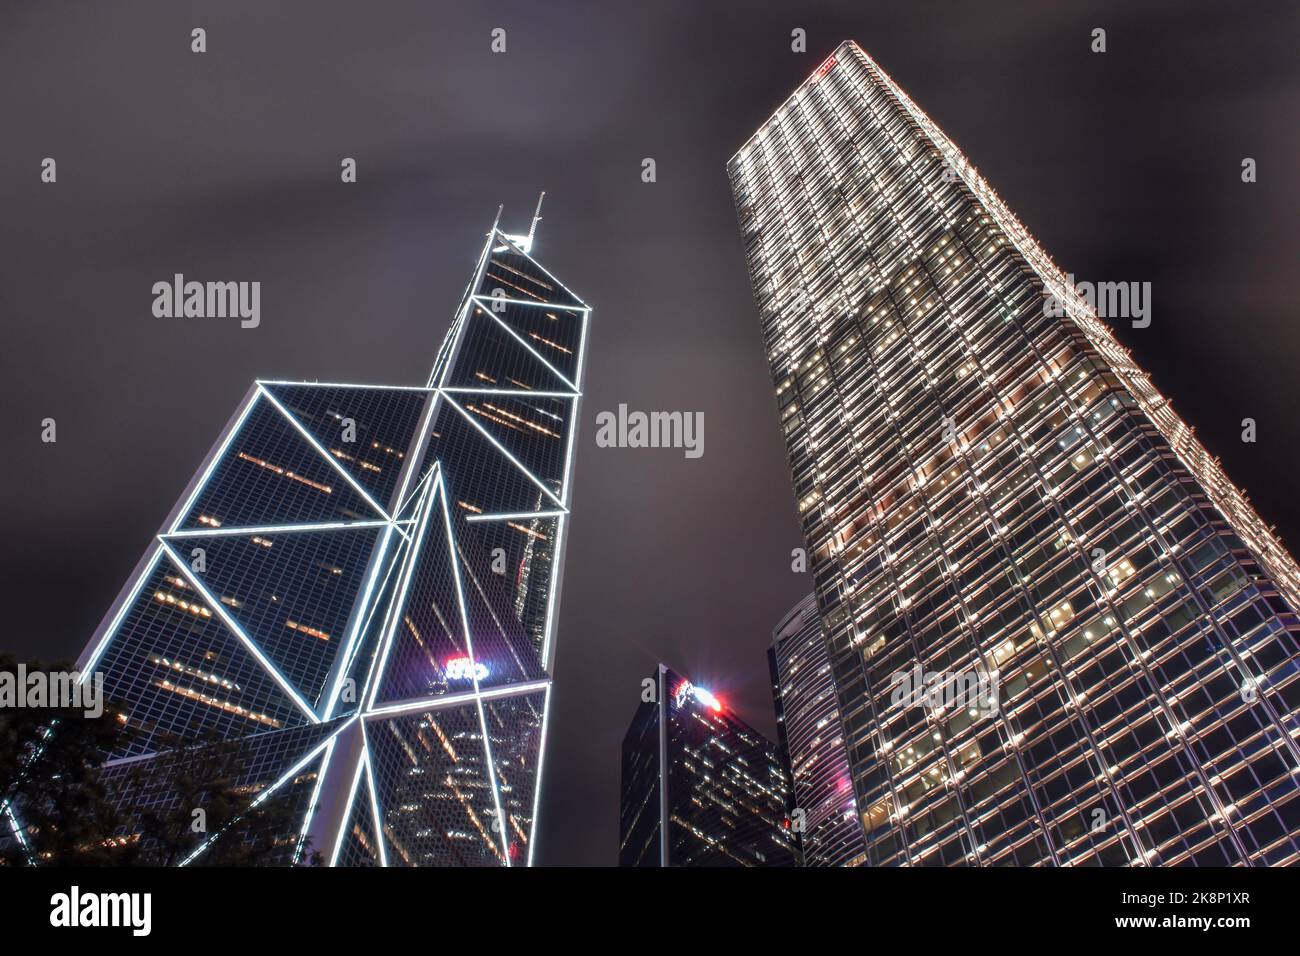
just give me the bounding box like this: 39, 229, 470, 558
1, 0, 1296, 864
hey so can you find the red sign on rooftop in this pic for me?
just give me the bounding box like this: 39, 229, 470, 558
812, 55, 837, 83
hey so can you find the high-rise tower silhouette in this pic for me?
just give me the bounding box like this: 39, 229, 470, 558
67, 206, 590, 866
730, 41, 1300, 866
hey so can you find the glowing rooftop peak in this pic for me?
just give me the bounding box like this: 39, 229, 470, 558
495, 191, 545, 254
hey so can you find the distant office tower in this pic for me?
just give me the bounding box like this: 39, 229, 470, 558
61, 205, 590, 866
769, 593, 866, 866
620, 664, 798, 866
728, 40, 1300, 866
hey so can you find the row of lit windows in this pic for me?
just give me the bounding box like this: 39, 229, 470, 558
733, 46, 1300, 868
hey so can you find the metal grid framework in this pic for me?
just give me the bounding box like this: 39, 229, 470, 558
729, 41, 1300, 866
63, 214, 591, 866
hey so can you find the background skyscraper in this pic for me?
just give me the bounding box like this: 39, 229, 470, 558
770, 593, 866, 866
729, 40, 1300, 866
61, 208, 590, 866
620, 664, 797, 867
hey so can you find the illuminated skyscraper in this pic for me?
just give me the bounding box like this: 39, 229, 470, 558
62, 204, 590, 866
729, 41, 1300, 866
769, 593, 866, 866
620, 664, 798, 867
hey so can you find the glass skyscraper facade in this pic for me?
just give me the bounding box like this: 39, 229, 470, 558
770, 593, 866, 866
728, 40, 1300, 866
63, 211, 590, 866
620, 664, 798, 867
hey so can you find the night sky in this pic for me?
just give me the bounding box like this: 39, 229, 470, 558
2, 1, 1296, 865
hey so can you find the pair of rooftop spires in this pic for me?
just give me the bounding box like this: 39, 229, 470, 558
493, 191, 546, 254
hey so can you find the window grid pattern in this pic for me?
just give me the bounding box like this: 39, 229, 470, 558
334, 773, 381, 867
265, 383, 429, 511
178, 526, 383, 708
771, 593, 868, 866
620, 665, 799, 867
76, 223, 589, 866
365, 706, 504, 867
728, 41, 1300, 866
98, 721, 340, 862
179, 396, 382, 530
96, 557, 309, 758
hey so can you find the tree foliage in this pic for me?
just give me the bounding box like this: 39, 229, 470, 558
1, 653, 319, 866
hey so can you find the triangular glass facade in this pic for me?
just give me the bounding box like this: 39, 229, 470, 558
70, 214, 589, 866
